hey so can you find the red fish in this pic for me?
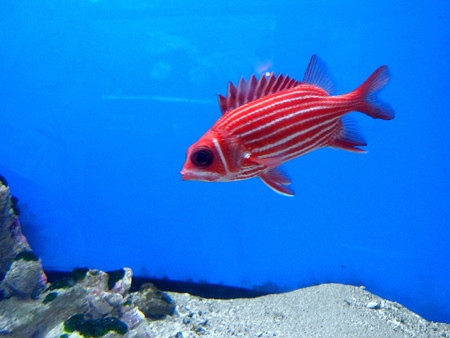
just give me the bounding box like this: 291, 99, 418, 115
180, 55, 394, 196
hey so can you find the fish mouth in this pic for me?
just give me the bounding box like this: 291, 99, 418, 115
180, 169, 199, 181
180, 169, 190, 180
180, 169, 219, 182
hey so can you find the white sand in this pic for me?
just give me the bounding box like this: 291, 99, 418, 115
142, 283, 450, 337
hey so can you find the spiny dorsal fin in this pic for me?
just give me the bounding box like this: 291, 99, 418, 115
218, 73, 301, 115
302, 54, 335, 95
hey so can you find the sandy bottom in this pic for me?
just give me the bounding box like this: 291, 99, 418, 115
145, 283, 449, 337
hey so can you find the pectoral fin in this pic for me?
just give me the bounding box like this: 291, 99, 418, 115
259, 167, 294, 197
248, 155, 284, 168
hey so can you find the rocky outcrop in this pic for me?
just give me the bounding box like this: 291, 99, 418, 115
0, 178, 176, 337
0, 267, 176, 337
0, 178, 46, 299
0, 178, 33, 274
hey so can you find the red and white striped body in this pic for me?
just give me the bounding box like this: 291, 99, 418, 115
181, 55, 394, 196
214, 85, 360, 181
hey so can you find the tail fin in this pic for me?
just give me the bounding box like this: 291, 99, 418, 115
355, 66, 394, 120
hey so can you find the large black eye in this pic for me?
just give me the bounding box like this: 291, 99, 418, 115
190, 147, 214, 168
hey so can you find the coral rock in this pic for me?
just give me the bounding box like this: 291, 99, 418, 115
120, 305, 146, 330
0, 183, 33, 274
0, 282, 89, 337
130, 283, 175, 319
111, 267, 132, 296
79, 269, 110, 291
0, 259, 45, 299
0, 180, 46, 298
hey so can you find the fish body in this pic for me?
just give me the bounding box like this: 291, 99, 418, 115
181, 55, 394, 196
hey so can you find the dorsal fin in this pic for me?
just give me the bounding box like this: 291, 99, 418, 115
218, 73, 301, 115
302, 54, 335, 95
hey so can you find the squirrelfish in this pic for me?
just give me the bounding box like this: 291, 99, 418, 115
180, 55, 394, 196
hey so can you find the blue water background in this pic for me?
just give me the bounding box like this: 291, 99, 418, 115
1, 0, 449, 322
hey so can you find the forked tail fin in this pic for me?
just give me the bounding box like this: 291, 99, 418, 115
355, 66, 394, 120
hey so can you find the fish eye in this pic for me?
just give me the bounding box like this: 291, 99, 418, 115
190, 147, 214, 168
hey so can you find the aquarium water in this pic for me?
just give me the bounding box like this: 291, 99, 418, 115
0, 0, 449, 323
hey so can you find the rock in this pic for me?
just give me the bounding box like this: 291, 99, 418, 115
0, 258, 45, 299
130, 282, 176, 319
0, 267, 146, 337
0, 282, 89, 337
87, 291, 117, 318
0, 182, 43, 276
367, 301, 381, 309
0, 180, 46, 299
0, 179, 157, 336
120, 305, 146, 329
111, 268, 132, 296
79, 269, 109, 291
79, 268, 133, 319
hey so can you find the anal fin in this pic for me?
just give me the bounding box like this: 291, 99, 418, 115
331, 117, 367, 153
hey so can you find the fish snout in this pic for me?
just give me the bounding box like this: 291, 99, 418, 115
180, 169, 186, 179
180, 169, 191, 181
180, 168, 221, 182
